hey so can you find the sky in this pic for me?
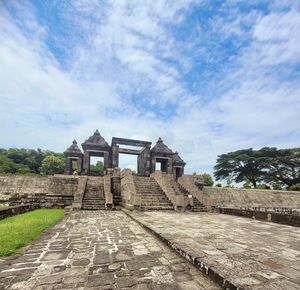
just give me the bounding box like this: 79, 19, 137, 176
0, 0, 300, 175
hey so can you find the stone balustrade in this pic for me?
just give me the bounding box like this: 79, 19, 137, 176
120, 169, 141, 210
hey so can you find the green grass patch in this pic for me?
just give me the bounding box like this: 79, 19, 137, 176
0, 209, 64, 256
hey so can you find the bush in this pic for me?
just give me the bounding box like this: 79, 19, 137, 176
256, 184, 271, 190
202, 173, 214, 186
288, 183, 300, 191
40, 155, 64, 175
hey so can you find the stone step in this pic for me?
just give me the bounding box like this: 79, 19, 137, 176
142, 203, 172, 207
141, 197, 169, 200
83, 200, 105, 204
83, 204, 105, 208
133, 176, 174, 210
140, 206, 174, 210
83, 196, 104, 200
82, 206, 105, 210
192, 208, 208, 212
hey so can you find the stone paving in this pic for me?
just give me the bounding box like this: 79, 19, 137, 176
128, 211, 300, 290
0, 211, 220, 290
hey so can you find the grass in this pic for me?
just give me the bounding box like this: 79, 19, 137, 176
0, 209, 64, 256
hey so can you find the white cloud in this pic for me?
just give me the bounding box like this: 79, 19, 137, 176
0, 0, 299, 179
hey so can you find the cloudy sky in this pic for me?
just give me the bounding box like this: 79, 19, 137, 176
0, 0, 300, 174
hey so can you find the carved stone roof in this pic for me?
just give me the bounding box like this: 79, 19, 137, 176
173, 151, 185, 165
82, 130, 109, 148
64, 140, 82, 155
151, 137, 174, 155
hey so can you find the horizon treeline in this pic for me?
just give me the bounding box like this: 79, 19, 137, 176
0, 148, 63, 175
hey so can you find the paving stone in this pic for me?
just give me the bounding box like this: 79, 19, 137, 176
0, 211, 220, 289
129, 211, 300, 290
72, 258, 90, 266
41, 251, 69, 261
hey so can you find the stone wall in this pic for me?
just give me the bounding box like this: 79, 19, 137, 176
178, 174, 300, 209
0, 204, 40, 220
203, 187, 300, 209
218, 207, 300, 227
0, 175, 79, 208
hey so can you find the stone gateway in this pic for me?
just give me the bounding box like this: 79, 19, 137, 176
64, 130, 186, 179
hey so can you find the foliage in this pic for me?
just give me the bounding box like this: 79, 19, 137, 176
214, 148, 266, 188
256, 184, 271, 190
89, 161, 104, 173
214, 147, 300, 189
0, 156, 32, 174
271, 183, 283, 190
243, 181, 252, 189
40, 155, 64, 175
0, 209, 64, 256
288, 183, 300, 191
262, 147, 300, 188
0, 148, 63, 175
215, 183, 222, 187
201, 173, 214, 186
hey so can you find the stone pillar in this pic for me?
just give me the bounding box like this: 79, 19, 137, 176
104, 151, 110, 170
151, 157, 156, 174
83, 151, 90, 174
167, 158, 173, 175
65, 158, 72, 175
144, 146, 151, 176
76, 158, 83, 174
111, 145, 119, 168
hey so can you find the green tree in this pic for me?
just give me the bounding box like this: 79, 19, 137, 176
243, 181, 252, 189
261, 147, 300, 188
0, 148, 64, 174
201, 173, 214, 186
0, 156, 31, 174
214, 149, 266, 188
89, 161, 104, 174
40, 155, 64, 175
214, 147, 300, 189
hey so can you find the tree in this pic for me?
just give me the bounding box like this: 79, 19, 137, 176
214, 147, 300, 189
89, 161, 104, 174
0, 148, 64, 174
0, 156, 32, 174
214, 149, 266, 188
40, 155, 64, 175
202, 173, 214, 186
262, 147, 300, 188
243, 181, 252, 189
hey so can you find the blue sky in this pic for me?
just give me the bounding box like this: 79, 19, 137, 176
0, 0, 300, 174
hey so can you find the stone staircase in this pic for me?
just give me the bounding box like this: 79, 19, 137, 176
191, 196, 207, 212
175, 181, 207, 212
82, 177, 105, 210
133, 176, 174, 211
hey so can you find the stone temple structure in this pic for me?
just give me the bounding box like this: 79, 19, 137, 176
1, 130, 300, 290
64, 130, 186, 179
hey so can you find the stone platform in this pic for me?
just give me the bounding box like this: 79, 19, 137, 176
126, 211, 300, 290
0, 211, 220, 290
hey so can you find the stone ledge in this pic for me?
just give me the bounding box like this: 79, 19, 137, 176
0, 204, 40, 220
121, 208, 239, 290
217, 207, 300, 227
